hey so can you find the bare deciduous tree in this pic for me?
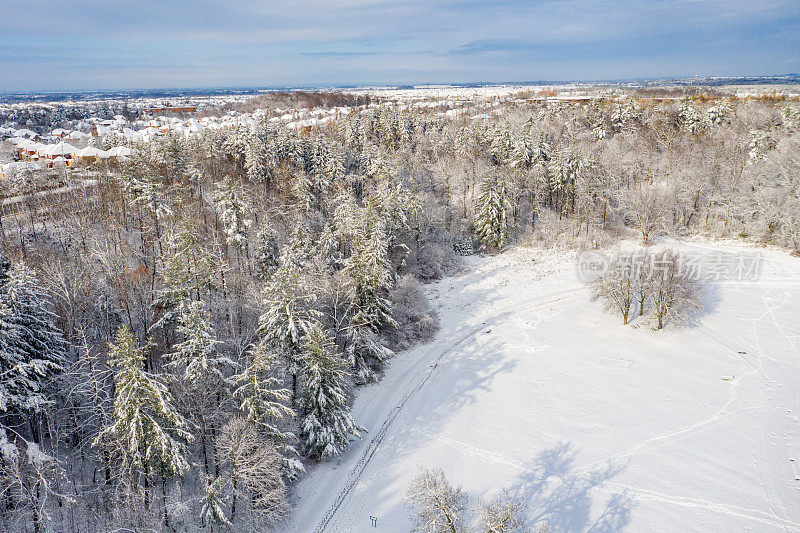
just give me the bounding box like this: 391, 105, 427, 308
591, 267, 634, 324
405, 468, 469, 533
217, 416, 288, 526
621, 182, 671, 244
649, 249, 704, 329
479, 489, 526, 533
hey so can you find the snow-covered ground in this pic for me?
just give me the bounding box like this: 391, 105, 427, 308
286, 240, 800, 532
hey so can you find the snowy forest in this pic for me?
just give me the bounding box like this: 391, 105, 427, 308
1, 92, 800, 532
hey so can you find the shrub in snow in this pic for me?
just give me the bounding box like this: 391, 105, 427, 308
453, 237, 474, 257
413, 241, 460, 281
386, 275, 439, 351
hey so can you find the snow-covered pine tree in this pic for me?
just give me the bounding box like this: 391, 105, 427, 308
677, 99, 702, 133
510, 132, 535, 168
747, 130, 767, 163
200, 476, 232, 529
95, 326, 192, 478
234, 343, 301, 477
222, 126, 249, 171
547, 149, 581, 215
154, 220, 215, 330
214, 176, 252, 249
292, 171, 314, 213
122, 158, 173, 221
318, 223, 341, 269
323, 141, 346, 183
474, 172, 512, 250
298, 322, 360, 460
253, 227, 281, 281
0, 258, 67, 453
257, 260, 320, 405
345, 207, 395, 331
489, 125, 514, 166
168, 300, 234, 387
369, 172, 417, 246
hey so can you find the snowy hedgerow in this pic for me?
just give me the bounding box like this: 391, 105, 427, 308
298, 323, 361, 460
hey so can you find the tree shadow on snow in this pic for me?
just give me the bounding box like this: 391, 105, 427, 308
510, 442, 633, 532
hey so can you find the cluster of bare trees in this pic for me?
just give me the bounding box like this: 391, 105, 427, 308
405, 468, 542, 533
591, 249, 705, 329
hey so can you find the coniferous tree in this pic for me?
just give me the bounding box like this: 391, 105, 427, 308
298, 323, 360, 460
257, 261, 320, 405
0, 258, 67, 452
475, 172, 512, 250
234, 343, 301, 477
214, 176, 252, 249
345, 208, 395, 331
200, 476, 232, 530
95, 326, 192, 479
168, 300, 233, 386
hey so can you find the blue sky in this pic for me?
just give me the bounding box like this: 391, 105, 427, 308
2, 0, 799, 92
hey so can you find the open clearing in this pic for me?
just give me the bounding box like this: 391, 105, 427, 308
287, 241, 800, 532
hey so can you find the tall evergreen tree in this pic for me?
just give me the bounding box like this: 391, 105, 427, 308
234, 344, 301, 476
298, 323, 360, 460
214, 176, 252, 249
345, 207, 395, 330
168, 301, 233, 386
257, 261, 320, 405
475, 172, 512, 250
0, 259, 67, 452
95, 326, 192, 478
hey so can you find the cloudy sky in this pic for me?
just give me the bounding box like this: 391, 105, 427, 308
3, 0, 799, 92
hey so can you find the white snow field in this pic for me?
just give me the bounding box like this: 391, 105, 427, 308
286, 240, 800, 532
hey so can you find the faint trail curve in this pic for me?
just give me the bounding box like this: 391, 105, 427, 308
598, 482, 800, 531
313, 288, 582, 533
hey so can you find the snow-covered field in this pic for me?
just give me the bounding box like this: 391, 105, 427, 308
286, 240, 800, 532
